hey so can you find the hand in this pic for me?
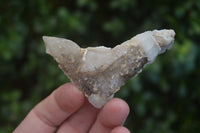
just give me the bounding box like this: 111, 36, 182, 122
14, 83, 130, 133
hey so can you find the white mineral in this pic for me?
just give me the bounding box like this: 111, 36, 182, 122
43, 29, 175, 108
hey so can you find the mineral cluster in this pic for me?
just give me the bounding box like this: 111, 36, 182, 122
43, 29, 175, 108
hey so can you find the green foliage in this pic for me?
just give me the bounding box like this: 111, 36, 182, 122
0, 0, 200, 132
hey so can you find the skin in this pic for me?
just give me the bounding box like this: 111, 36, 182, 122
14, 83, 130, 133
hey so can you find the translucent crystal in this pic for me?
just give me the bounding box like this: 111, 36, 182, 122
43, 29, 175, 108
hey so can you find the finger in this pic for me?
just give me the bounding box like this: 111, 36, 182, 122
111, 126, 130, 133
57, 100, 99, 133
14, 83, 85, 133
89, 98, 130, 133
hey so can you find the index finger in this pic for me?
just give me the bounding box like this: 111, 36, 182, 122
14, 83, 85, 133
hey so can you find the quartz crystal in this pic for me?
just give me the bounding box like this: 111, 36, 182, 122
43, 29, 175, 108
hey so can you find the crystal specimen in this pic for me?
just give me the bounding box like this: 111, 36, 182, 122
43, 29, 175, 108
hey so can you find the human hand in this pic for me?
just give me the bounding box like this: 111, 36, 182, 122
14, 83, 130, 133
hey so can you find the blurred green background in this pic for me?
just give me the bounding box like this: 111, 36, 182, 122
0, 0, 200, 132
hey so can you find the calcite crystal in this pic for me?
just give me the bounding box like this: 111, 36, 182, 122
43, 29, 175, 108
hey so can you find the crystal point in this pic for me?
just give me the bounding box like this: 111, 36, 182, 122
43, 29, 175, 108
